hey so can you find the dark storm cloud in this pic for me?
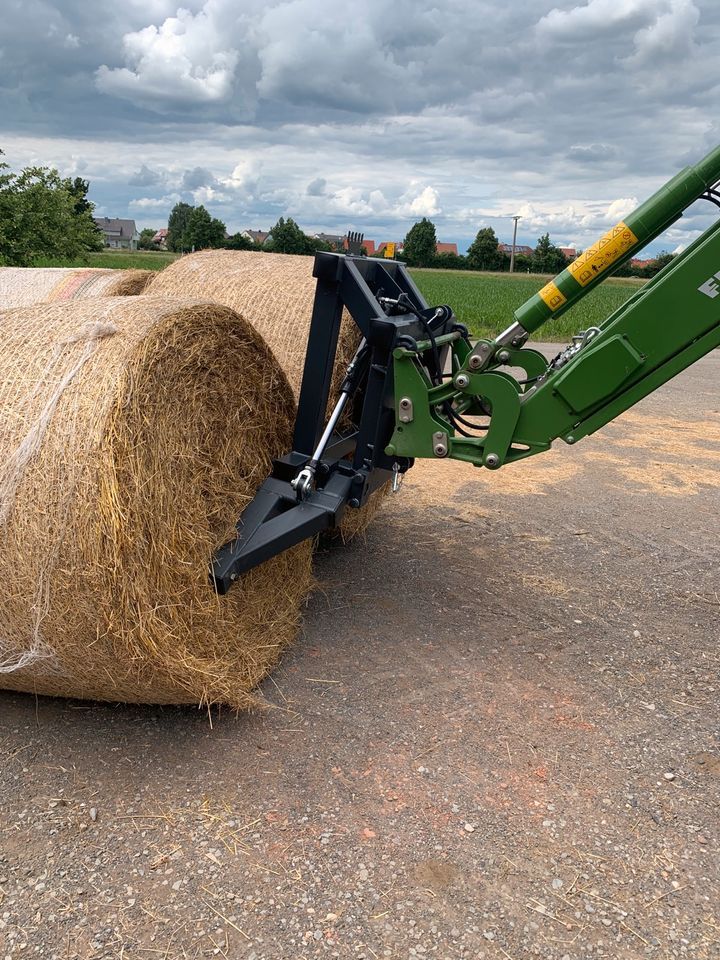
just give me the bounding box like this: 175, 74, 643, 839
128, 164, 165, 186
181, 167, 219, 191
1, 0, 718, 250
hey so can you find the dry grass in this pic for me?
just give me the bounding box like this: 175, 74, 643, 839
0, 267, 153, 308
149, 250, 387, 537
0, 295, 312, 707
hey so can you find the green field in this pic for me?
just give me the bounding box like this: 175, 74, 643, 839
410, 269, 642, 341
33, 249, 179, 270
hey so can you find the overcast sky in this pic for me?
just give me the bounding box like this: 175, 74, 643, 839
1, 0, 719, 253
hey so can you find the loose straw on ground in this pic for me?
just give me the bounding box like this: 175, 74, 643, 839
0, 295, 312, 707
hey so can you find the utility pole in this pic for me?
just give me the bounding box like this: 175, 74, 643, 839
509, 216, 521, 273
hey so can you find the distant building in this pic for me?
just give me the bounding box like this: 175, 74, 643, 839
241, 229, 271, 246
94, 217, 139, 250
358, 239, 376, 256
152, 228, 169, 250
499, 243, 534, 258
559, 247, 577, 260
377, 241, 405, 256
435, 242, 458, 256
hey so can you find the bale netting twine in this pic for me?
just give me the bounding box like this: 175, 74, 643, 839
149, 250, 388, 538
0, 295, 313, 707
0, 267, 153, 309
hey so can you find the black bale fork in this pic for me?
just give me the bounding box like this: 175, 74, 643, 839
210, 252, 459, 593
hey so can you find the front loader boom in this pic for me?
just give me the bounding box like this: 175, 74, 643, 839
212, 145, 720, 590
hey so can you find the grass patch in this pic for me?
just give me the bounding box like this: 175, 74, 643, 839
33, 250, 180, 271
410, 268, 642, 342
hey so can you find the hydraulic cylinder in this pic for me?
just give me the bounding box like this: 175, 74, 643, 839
512, 144, 720, 335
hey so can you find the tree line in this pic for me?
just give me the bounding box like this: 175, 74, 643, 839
150, 203, 336, 256
399, 217, 671, 278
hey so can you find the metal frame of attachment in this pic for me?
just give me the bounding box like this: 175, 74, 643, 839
211, 252, 457, 592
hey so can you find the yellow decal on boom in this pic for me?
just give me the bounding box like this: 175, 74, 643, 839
538, 281, 567, 312
568, 221, 638, 287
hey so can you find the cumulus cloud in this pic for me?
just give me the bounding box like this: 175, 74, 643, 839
128, 163, 164, 186
129, 193, 181, 209
96, 4, 246, 110
1, 0, 718, 251
398, 185, 441, 218
182, 166, 219, 191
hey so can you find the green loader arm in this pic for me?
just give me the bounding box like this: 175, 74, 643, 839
386, 144, 720, 469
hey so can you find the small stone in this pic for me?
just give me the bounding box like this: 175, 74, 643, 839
697, 834, 708, 844
172, 880, 182, 891
552, 879, 563, 889
464, 823, 475, 833
482, 930, 495, 941
633, 630, 641, 638
663, 772, 675, 782
89, 808, 98, 822
313, 929, 323, 941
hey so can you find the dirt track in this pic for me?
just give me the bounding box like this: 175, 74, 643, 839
1, 348, 719, 959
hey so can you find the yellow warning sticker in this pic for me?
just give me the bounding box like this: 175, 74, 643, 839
538, 281, 567, 312
568, 221, 638, 287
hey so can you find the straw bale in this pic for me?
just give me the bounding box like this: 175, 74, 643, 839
0, 267, 153, 309
149, 250, 388, 536
0, 295, 312, 707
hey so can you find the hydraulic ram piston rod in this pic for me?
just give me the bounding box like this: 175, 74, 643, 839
507, 144, 720, 339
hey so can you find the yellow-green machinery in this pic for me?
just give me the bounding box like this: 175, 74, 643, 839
213, 145, 720, 591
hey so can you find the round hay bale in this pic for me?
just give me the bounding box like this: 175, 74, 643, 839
0, 295, 312, 707
0, 267, 154, 309
149, 250, 387, 537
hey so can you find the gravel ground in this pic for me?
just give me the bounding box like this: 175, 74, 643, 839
1, 348, 718, 960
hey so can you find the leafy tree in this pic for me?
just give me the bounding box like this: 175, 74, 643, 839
0, 156, 103, 266
433, 252, 468, 270
266, 217, 314, 255
532, 233, 567, 274
139, 227, 159, 250
305, 235, 332, 254
223, 232, 255, 251
66, 177, 94, 217
513, 253, 533, 273
167, 202, 194, 252
403, 217, 437, 267
612, 255, 634, 278
466, 226, 501, 271
638, 250, 675, 278
182, 205, 226, 250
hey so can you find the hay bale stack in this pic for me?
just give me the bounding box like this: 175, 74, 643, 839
149, 250, 359, 397
0, 295, 312, 707
149, 250, 387, 537
0, 267, 153, 309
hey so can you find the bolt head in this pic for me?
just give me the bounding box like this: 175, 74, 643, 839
455, 373, 469, 388
468, 354, 482, 370
484, 453, 500, 469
